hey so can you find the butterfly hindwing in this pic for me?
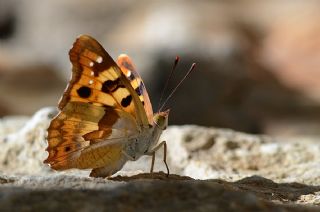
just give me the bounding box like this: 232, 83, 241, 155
45, 102, 136, 170
117, 54, 154, 124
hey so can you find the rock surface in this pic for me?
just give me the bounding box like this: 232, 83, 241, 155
0, 107, 320, 211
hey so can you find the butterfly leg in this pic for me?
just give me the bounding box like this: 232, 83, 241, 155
147, 141, 169, 176
150, 151, 155, 173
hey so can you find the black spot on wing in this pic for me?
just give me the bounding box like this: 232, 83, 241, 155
135, 82, 144, 96
121, 95, 132, 107
102, 79, 125, 93
65, 146, 71, 152
102, 80, 117, 92
77, 86, 91, 98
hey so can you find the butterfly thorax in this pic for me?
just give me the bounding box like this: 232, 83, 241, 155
123, 110, 169, 160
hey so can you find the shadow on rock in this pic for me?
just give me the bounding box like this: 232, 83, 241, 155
110, 173, 320, 204
232, 175, 320, 203
0, 173, 319, 211
109, 171, 194, 181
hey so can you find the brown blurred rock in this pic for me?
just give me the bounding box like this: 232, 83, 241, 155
259, 10, 320, 136
0, 65, 65, 116
262, 11, 320, 102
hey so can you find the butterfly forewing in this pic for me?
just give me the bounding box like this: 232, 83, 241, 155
60, 35, 148, 124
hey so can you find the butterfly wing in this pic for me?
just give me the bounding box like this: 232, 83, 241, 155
45, 102, 136, 170
117, 54, 154, 124
45, 35, 150, 172
60, 35, 149, 126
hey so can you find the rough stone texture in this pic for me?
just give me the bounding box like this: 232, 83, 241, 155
1, 108, 320, 211
163, 126, 320, 185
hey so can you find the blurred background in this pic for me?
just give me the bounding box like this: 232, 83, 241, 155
1, 0, 320, 138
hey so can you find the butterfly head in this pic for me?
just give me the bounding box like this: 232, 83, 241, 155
153, 109, 170, 130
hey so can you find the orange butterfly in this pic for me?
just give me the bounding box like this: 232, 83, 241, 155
44, 35, 170, 177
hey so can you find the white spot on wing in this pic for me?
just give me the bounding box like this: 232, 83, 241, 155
126, 70, 132, 78
89, 80, 93, 85
90, 71, 94, 76
89, 62, 94, 67
96, 56, 103, 63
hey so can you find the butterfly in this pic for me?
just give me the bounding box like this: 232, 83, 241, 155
44, 35, 170, 178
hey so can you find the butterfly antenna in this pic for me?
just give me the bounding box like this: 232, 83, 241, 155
159, 63, 196, 112
157, 56, 180, 112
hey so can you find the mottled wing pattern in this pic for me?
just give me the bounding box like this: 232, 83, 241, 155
45, 35, 149, 172
60, 35, 148, 125
117, 54, 154, 124
45, 102, 135, 170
